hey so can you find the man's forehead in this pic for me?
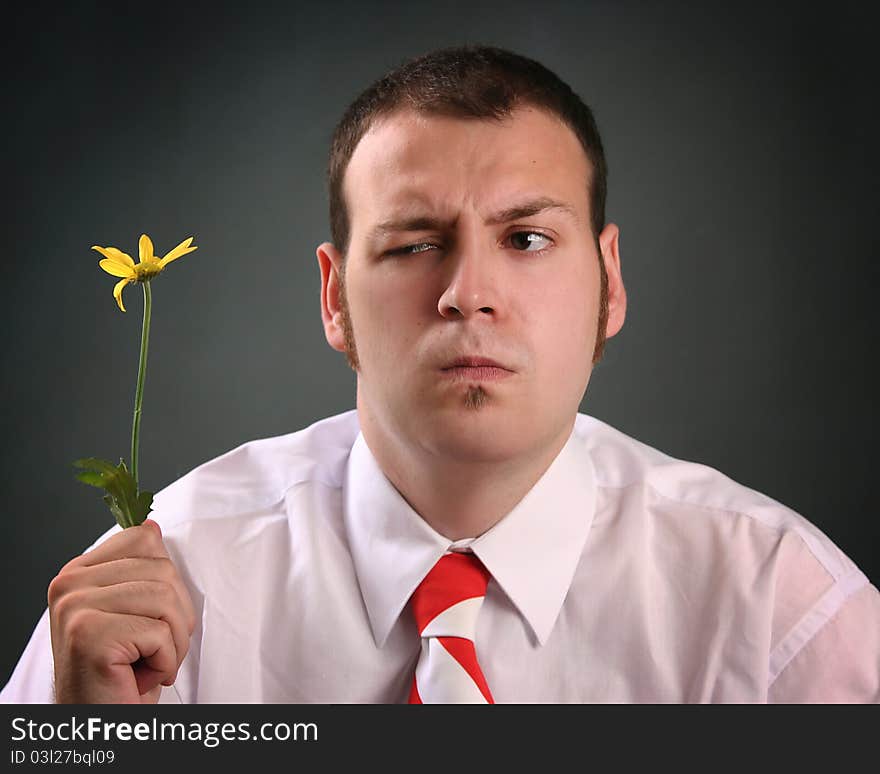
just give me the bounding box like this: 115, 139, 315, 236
356, 105, 584, 164
346, 106, 590, 229
379, 186, 578, 215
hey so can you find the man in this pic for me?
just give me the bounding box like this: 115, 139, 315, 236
3, 45, 878, 703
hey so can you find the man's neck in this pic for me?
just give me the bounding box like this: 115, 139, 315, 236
357, 404, 575, 540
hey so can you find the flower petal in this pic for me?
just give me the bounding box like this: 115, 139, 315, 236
91, 246, 135, 267
99, 258, 135, 278
158, 237, 198, 269
139, 234, 154, 263
113, 277, 133, 312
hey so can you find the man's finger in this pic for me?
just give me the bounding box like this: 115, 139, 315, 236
64, 581, 191, 669
68, 522, 169, 569
49, 557, 197, 635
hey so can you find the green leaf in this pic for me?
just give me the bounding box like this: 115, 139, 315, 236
132, 490, 154, 525
73, 456, 153, 529
73, 457, 121, 476
103, 492, 129, 529
74, 470, 108, 488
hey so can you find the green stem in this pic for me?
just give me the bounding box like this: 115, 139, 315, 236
130, 282, 152, 484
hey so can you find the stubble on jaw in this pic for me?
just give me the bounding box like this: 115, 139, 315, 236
463, 385, 489, 410
338, 268, 360, 372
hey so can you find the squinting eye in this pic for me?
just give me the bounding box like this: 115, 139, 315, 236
509, 231, 553, 252
389, 242, 438, 255
389, 231, 553, 256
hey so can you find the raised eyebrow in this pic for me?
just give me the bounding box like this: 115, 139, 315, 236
484, 197, 578, 226
369, 197, 577, 240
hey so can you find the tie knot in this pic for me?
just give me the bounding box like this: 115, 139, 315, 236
410, 552, 490, 639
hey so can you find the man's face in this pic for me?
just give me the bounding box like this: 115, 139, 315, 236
317, 106, 625, 464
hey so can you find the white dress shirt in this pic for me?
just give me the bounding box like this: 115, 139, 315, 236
3, 409, 878, 703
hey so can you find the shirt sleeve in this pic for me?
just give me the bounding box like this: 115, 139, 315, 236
768, 581, 880, 703
0, 608, 55, 703
1, 527, 124, 704
1, 606, 184, 704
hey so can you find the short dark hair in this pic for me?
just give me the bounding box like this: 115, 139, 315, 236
326, 44, 608, 259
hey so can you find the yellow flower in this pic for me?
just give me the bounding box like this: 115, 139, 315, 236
92, 234, 198, 312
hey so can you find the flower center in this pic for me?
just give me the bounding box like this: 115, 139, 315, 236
134, 260, 163, 282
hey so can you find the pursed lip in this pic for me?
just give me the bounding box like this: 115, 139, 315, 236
442, 356, 512, 371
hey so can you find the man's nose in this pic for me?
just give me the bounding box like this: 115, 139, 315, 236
437, 239, 498, 319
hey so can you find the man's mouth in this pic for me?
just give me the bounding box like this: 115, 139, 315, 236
441, 356, 513, 382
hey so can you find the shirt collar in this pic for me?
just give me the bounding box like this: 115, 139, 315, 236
344, 420, 596, 648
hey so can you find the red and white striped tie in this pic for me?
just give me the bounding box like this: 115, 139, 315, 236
408, 552, 494, 704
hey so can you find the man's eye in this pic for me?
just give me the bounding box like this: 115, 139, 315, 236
508, 231, 553, 252
390, 232, 552, 256
390, 242, 438, 255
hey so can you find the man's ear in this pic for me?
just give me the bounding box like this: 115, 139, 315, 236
316, 241, 347, 353
598, 223, 626, 339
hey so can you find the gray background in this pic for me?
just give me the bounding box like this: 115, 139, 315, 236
3, 0, 877, 686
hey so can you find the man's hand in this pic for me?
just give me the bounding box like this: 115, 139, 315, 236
47, 519, 196, 704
